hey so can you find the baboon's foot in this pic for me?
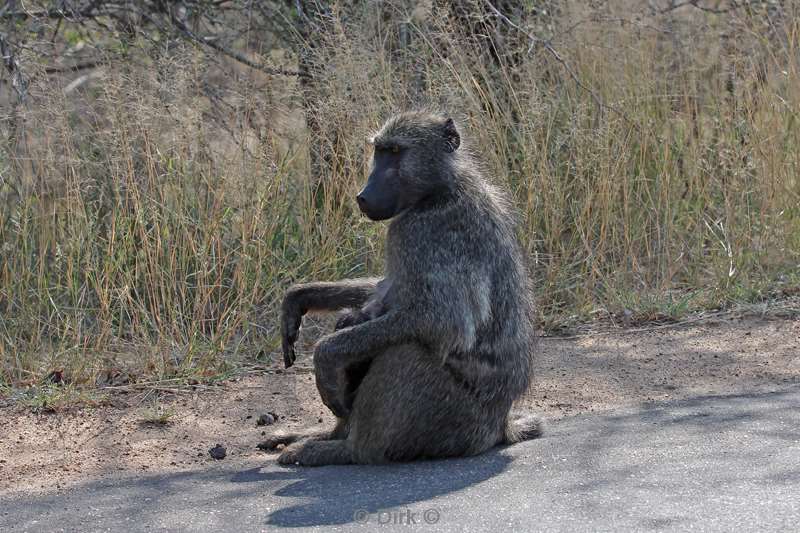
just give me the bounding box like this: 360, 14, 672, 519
277, 439, 353, 466
257, 432, 301, 451
258, 421, 349, 452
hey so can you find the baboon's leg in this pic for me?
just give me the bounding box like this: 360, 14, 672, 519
348, 344, 506, 464
258, 419, 348, 451
315, 356, 373, 419
277, 439, 353, 466
312, 322, 395, 418
342, 359, 372, 410
318, 309, 378, 417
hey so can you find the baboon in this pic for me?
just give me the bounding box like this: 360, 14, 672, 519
263, 111, 540, 465
333, 278, 391, 332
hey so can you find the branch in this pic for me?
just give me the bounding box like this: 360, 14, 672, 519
168, 13, 307, 78
658, 0, 745, 14
483, 0, 639, 128
0, 32, 28, 102
45, 60, 104, 73
0, 3, 100, 21
3, 1, 307, 78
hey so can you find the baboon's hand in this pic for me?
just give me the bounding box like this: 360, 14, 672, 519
334, 309, 368, 331
281, 296, 304, 368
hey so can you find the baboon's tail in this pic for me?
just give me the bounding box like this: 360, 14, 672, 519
504, 411, 543, 444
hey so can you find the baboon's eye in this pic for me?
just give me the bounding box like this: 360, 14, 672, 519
391, 145, 401, 154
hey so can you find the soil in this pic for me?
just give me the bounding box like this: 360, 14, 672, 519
1, 317, 798, 497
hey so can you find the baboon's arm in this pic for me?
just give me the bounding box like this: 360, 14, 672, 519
314, 287, 478, 368
281, 278, 380, 367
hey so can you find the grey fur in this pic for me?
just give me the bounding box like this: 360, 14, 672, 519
333, 278, 391, 331
265, 111, 540, 465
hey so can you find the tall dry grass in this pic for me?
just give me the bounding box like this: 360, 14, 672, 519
1, 2, 798, 387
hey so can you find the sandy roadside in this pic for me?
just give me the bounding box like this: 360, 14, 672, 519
1, 317, 798, 496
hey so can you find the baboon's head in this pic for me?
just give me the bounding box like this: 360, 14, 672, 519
357, 112, 461, 221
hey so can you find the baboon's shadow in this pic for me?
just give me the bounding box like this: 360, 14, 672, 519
231, 450, 513, 528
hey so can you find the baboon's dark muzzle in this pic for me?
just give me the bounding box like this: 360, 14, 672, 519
356, 175, 398, 221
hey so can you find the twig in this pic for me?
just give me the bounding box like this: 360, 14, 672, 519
101, 383, 218, 393
556, 16, 673, 38
62, 69, 104, 94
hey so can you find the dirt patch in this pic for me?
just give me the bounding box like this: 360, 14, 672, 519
1, 317, 798, 496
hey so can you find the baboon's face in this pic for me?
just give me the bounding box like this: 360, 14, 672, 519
357, 114, 460, 221
357, 141, 407, 221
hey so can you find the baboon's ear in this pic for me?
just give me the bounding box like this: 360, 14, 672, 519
443, 118, 460, 152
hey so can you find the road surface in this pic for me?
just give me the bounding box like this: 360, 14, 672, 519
3, 385, 799, 532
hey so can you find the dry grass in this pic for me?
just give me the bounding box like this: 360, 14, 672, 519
1, 2, 798, 388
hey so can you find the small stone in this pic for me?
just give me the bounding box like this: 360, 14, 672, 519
256, 413, 275, 426
622, 309, 633, 327
209, 444, 226, 460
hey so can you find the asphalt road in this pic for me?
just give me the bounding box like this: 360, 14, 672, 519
3, 385, 799, 532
